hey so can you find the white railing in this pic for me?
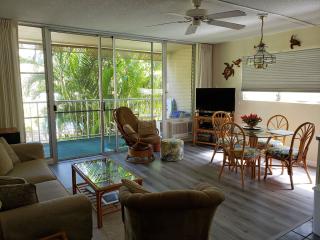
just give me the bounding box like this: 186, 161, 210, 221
23, 98, 162, 143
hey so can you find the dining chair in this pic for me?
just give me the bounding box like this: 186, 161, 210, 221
264, 122, 315, 189
210, 111, 232, 163
219, 122, 261, 189
258, 114, 289, 149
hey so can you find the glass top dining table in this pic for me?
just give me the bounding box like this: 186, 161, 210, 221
242, 127, 294, 147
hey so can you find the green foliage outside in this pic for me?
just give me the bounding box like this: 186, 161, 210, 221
21, 44, 162, 140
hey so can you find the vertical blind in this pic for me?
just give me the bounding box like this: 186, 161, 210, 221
242, 48, 320, 92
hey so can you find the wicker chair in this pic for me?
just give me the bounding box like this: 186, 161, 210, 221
210, 111, 232, 162
264, 122, 315, 189
113, 107, 161, 152
219, 122, 261, 189
258, 114, 289, 149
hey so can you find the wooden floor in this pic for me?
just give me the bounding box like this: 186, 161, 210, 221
51, 143, 315, 240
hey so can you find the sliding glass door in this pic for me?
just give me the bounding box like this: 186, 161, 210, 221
18, 25, 195, 162
51, 32, 102, 160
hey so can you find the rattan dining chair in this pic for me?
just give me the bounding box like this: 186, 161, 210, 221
219, 122, 261, 189
258, 114, 289, 149
210, 111, 232, 163
258, 115, 289, 175
264, 122, 315, 189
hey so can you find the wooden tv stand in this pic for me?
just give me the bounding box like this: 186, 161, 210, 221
192, 111, 233, 146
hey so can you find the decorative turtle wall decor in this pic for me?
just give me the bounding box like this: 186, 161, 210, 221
222, 63, 234, 80
290, 35, 301, 49
232, 58, 242, 67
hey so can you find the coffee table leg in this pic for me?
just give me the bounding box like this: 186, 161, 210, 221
72, 166, 77, 194
96, 192, 103, 228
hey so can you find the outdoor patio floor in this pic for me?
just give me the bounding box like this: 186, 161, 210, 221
43, 136, 126, 160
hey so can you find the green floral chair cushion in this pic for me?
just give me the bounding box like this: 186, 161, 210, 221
266, 146, 299, 160
257, 138, 283, 148
226, 146, 260, 159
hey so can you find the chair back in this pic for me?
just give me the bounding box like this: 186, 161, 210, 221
267, 115, 289, 143
113, 107, 139, 146
212, 111, 232, 138
119, 184, 225, 240
289, 122, 315, 162
220, 122, 246, 161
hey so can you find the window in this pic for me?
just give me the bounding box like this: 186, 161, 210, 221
243, 91, 320, 104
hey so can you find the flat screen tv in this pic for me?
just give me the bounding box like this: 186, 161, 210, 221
196, 88, 235, 112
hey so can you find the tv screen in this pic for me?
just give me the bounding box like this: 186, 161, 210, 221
196, 88, 235, 112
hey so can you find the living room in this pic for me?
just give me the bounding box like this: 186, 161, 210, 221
0, 0, 320, 240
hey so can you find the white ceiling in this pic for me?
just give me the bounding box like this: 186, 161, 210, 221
1, 0, 319, 43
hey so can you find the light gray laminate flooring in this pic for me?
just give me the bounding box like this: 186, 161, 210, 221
50, 143, 315, 240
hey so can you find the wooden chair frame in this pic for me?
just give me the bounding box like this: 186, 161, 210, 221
264, 122, 315, 189
264, 114, 289, 174
210, 111, 232, 162
267, 114, 289, 144
219, 122, 261, 189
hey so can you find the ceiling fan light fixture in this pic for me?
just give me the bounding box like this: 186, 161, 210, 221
247, 14, 276, 69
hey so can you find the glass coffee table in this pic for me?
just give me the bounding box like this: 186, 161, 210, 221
72, 158, 142, 228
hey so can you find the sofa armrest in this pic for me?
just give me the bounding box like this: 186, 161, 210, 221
10, 143, 44, 162
0, 194, 92, 240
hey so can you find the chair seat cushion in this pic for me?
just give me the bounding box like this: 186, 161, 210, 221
140, 135, 161, 145
257, 138, 283, 148
266, 146, 299, 160
226, 146, 260, 159
7, 159, 56, 184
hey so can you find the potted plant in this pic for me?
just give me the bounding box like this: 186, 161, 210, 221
241, 114, 262, 128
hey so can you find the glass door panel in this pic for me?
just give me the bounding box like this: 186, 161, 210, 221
101, 37, 116, 152
115, 39, 152, 149
51, 32, 101, 160
166, 43, 193, 138
18, 26, 51, 158
152, 42, 163, 134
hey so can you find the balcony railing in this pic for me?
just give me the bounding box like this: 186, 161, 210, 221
23, 98, 162, 143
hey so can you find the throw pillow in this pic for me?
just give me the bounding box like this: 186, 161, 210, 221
138, 120, 157, 137
0, 176, 26, 185
0, 183, 38, 211
0, 143, 13, 175
121, 179, 150, 194
0, 137, 20, 164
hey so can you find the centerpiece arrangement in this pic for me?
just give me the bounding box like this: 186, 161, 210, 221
241, 113, 262, 128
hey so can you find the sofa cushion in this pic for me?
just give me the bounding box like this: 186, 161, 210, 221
138, 120, 157, 137
35, 180, 69, 202
0, 138, 20, 164
7, 159, 56, 184
0, 183, 38, 211
0, 143, 13, 175
121, 179, 150, 194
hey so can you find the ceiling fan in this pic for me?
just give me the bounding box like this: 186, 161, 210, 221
147, 0, 246, 35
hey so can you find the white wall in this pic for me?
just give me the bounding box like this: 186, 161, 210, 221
213, 26, 320, 166
167, 46, 192, 114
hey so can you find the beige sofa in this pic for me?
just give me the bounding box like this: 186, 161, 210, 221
0, 143, 93, 240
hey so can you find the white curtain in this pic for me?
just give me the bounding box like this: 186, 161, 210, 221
196, 43, 214, 88
0, 18, 25, 140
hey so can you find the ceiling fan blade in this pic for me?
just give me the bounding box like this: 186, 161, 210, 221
207, 19, 245, 30
146, 20, 190, 27
185, 24, 198, 35
166, 12, 190, 19
206, 10, 246, 20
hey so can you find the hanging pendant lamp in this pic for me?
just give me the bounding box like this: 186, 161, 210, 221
247, 14, 276, 69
